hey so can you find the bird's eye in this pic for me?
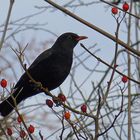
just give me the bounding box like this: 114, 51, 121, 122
67, 35, 73, 40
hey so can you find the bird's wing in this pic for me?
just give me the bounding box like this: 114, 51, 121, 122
15, 48, 53, 88
29, 48, 52, 70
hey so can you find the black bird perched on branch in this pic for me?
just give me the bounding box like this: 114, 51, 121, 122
0, 32, 87, 117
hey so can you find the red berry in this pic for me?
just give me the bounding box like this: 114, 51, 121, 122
7, 128, 12, 136
64, 111, 71, 120
58, 93, 66, 102
28, 125, 35, 134
123, 2, 129, 11
0, 79, 7, 88
17, 115, 23, 123
20, 130, 26, 138
122, 75, 128, 83
46, 99, 53, 108
111, 7, 118, 15
81, 104, 87, 113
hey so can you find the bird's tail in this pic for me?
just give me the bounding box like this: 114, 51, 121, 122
0, 89, 22, 117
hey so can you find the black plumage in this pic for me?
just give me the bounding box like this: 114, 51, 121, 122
0, 32, 87, 117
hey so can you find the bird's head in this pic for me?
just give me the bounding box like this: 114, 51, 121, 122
53, 32, 87, 51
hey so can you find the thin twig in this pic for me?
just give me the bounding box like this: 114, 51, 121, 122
80, 43, 140, 85
0, 0, 14, 51
97, 86, 124, 137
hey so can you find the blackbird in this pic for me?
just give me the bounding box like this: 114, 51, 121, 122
0, 32, 87, 117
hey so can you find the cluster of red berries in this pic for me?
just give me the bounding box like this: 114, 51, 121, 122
6, 115, 35, 138
7, 126, 35, 138
46, 92, 70, 120
17, 115, 35, 134
45, 92, 88, 120
64, 104, 87, 120
111, 2, 129, 15
46, 93, 67, 108
7, 127, 27, 138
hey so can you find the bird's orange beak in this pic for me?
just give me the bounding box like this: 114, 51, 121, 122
76, 36, 88, 41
